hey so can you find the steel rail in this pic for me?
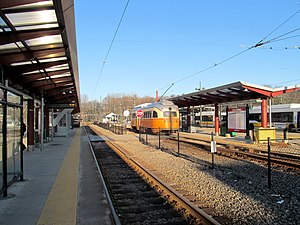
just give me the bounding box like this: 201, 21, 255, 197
90, 126, 221, 225
106, 140, 221, 225
83, 127, 121, 225
168, 136, 300, 169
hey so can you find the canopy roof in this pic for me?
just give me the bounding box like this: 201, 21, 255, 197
0, 0, 80, 112
168, 81, 299, 108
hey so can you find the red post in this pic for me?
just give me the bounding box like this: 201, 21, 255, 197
156, 90, 159, 102
261, 99, 268, 128
215, 103, 219, 135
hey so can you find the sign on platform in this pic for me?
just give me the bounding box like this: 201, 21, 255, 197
136, 109, 144, 118
228, 107, 247, 133
123, 110, 130, 117
211, 141, 217, 153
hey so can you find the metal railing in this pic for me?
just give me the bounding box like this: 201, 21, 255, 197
96, 122, 127, 135
138, 127, 300, 190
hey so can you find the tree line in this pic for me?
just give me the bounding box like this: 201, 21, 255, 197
80, 90, 300, 122
80, 93, 157, 122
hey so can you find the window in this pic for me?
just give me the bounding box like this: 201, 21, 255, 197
163, 111, 177, 117
202, 115, 213, 121
272, 112, 293, 122
132, 113, 136, 119
249, 113, 261, 121
143, 111, 151, 118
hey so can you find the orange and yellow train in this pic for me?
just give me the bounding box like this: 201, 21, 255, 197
131, 100, 179, 134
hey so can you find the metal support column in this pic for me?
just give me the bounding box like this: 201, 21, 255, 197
269, 98, 272, 127
40, 94, 44, 151
2, 89, 8, 197
50, 109, 54, 141
214, 103, 219, 136
261, 99, 268, 128
187, 106, 191, 132
245, 104, 251, 139
45, 109, 49, 142
27, 99, 34, 151
20, 96, 24, 181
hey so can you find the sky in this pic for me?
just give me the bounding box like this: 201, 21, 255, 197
74, 1, 300, 101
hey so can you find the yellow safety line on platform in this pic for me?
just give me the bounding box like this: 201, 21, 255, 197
37, 129, 81, 225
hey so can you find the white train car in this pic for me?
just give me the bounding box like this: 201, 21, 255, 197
249, 103, 300, 130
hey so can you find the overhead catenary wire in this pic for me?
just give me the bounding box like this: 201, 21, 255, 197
254, 27, 300, 47
256, 8, 300, 45
91, 0, 130, 99
157, 8, 300, 96
272, 78, 300, 87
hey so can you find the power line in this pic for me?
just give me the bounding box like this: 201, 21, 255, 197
267, 27, 300, 43
91, 0, 130, 99
272, 79, 300, 87
256, 9, 300, 45
157, 9, 300, 95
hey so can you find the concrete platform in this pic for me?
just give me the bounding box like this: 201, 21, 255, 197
0, 127, 113, 225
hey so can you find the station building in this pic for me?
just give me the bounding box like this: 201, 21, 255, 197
0, 0, 80, 197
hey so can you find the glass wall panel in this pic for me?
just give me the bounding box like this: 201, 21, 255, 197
15, 107, 21, 175
7, 91, 21, 105
7, 107, 21, 182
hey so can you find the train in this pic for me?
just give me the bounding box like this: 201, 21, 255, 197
179, 103, 300, 131
249, 103, 300, 130
131, 100, 180, 134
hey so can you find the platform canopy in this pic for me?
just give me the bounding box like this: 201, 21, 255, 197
168, 81, 299, 108
0, 0, 80, 112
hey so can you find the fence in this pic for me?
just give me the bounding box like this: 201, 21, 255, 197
138, 127, 181, 156
138, 127, 300, 189
96, 122, 127, 135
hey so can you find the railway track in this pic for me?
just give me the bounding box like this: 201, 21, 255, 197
168, 135, 300, 170
85, 126, 221, 225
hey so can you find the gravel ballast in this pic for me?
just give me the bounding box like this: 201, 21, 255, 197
93, 126, 300, 225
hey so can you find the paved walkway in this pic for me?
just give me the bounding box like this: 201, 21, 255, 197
0, 128, 113, 225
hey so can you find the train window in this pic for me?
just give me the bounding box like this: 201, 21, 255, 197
249, 113, 260, 121
202, 115, 213, 121
153, 111, 158, 118
144, 111, 151, 118
163, 111, 177, 117
272, 112, 293, 122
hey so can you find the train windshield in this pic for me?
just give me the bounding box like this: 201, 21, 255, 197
163, 111, 177, 117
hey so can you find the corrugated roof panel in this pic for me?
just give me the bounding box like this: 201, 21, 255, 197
0, 42, 22, 51
45, 64, 69, 72
25, 34, 62, 46
0, 0, 80, 112
39, 56, 67, 63
3, 1, 53, 10
6, 10, 57, 27
16, 23, 59, 31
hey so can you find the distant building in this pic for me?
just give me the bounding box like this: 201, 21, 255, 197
102, 113, 118, 123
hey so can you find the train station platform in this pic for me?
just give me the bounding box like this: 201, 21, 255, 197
0, 128, 113, 225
